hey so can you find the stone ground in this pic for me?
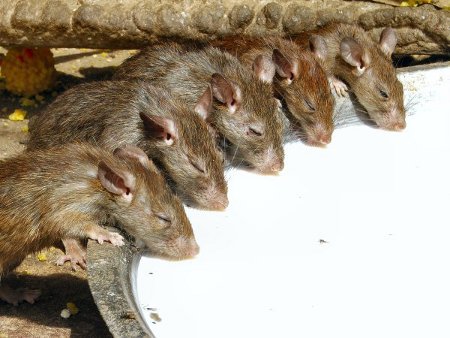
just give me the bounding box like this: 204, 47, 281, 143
0, 48, 134, 337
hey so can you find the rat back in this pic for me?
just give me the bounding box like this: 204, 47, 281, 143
28, 80, 228, 211
114, 45, 285, 174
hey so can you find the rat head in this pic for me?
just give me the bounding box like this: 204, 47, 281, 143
195, 66, 284, 174
97, 145, 199, 260
339, 28, 406, 131
139, 101, 228, 211
271, 43, 335, 146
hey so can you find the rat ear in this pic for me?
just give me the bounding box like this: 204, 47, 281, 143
379, 27, 397, 57
309, 35, 327, 62
98, 161, 135, 202
210, 73, 242, 114
113, 145, 153, 168
139, 112, 178, 146
272, 49, 298, 84
340, 38, 371, 76
252, 54, 276, 84
194, 84, 213, 120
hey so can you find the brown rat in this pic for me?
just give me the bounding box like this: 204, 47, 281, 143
28, 80, 228, 211
0, 143, 199, 305
113, 43, 285, 174
294, 23, 406, 131
211, 36, 335, 147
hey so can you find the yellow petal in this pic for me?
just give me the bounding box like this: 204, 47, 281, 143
36, 252, 47, 261
67, 302, 79, 315
8, 109, 27, 121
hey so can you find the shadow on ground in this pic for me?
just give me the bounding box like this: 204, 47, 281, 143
0, 273, 111, 337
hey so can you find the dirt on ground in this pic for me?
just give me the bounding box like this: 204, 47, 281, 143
0, 48, 135, 338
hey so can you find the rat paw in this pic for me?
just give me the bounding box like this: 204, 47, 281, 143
105, 232, 125, 247
57, 239, 87, 270
329, 76, 348, 97
56, 254, 87, 271
93, 231, 124, 247
86, 225, 125, 247
0, 285, 41, 306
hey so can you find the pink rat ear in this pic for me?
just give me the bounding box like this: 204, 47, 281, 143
194, 84, 213, 120
113, 145, 153, 168
309, 35, 328, 62
252, 54, 276, 84
210, 73, 242, 114
340, 37, 371, 76
379, 27, 397, 57
272, 49, 298, 84
98, 161, 135, 203
139, 112, 178, 146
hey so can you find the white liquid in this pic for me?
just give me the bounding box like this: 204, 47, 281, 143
135, 65, 450, 338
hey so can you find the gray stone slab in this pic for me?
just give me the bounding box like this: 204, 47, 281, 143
0, 1, 448, 54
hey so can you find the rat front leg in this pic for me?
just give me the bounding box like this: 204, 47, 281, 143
329, 75, 348, 97
0, 284, 41, 306
56, 239, 87, 271
84, 224, 125, 247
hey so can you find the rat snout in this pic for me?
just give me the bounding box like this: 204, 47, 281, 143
210, 192, 229, 211
269, 158, 283, 172
173, 236, 200, 259
381, 108, 406, 131
259, 157, 283, 174
384, 120, 406, 131
305, 121, 333, 147
203, 184, 229, 211
310, 131, 332, 147
258, 147, 284, 174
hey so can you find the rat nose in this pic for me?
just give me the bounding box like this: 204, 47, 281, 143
385, 120, 406, 131
188, 239, 200, 257
392, 121, 406, 131
186, 238, 200, 258
210, 193, 229, 211
270, 159, 283, 172
317, 133, 332, 145
176, 236, 200, 258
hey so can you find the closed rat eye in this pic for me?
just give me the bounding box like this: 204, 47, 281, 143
189, 158, 206, 174
304, 99, 315, 112
155, 212, 172, 225
379, 88, 389, 99
248, 126, 263, 137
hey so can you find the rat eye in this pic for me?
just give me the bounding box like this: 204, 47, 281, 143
304, 99, 315, 112
189, 158, 206, 174
248, 127, 263, 137
379, 89, 389, 99
155, 213, 172, 224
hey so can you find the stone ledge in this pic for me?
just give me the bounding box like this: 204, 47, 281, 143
0, 1, 448, 54
87, 238, 152, 338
